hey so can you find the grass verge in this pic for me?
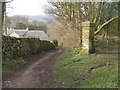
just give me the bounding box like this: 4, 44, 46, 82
2, 53, 39, 78
53, 49, 118, 88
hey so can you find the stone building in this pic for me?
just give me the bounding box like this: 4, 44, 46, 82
3, 29, 48, 40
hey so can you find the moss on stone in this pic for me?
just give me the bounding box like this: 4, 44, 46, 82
80, 49, 89, 55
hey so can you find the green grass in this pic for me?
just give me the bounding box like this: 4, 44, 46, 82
2, 57, 32, 77
53, 49, 118, 88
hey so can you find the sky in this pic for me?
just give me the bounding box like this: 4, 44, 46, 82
7, 0, 49, 16
7, 0, 120, 16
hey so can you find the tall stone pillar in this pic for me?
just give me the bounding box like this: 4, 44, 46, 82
81, 21, 95, 54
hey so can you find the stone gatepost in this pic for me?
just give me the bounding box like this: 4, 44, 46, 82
81, 21, 95, 54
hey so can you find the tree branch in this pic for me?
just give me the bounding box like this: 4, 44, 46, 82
93, 2, 103, 23
94, 16, 118, 36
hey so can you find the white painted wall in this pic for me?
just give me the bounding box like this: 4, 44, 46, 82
9, 32, 20, 37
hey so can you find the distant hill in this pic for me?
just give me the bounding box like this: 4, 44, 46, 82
26, 14, 55, 21
8, 14, 55, 29
10, 14, 55, 22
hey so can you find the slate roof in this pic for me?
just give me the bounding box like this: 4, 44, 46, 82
4, 29, 27, 36
15, 30, 28, 36
24, 31, 48, 40
4, 29, 48, 40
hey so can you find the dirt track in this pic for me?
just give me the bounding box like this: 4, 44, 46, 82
3, 48, 63, 88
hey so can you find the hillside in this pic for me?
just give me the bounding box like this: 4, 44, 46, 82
26, 14, 55, 22
9, 14, 55, 23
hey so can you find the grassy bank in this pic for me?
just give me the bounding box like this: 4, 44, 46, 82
2, 54, 39, 78
3, 58, 27, 77
53, 48, 118, 88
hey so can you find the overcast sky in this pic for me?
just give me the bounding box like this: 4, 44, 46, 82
7, 0, 49, 16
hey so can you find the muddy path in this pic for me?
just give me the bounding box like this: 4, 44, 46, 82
3, 48, 64, 88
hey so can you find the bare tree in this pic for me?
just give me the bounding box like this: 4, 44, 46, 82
46, 1, 118, 48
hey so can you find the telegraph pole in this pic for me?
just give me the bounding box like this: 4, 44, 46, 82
0, 0, 6, 34
0, 1, 3, 89
0, 0, 13, 35
3, 2, 7, 35
0, 1, 3, 32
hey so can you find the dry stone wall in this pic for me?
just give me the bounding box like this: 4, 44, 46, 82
2, 35, 55, 60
